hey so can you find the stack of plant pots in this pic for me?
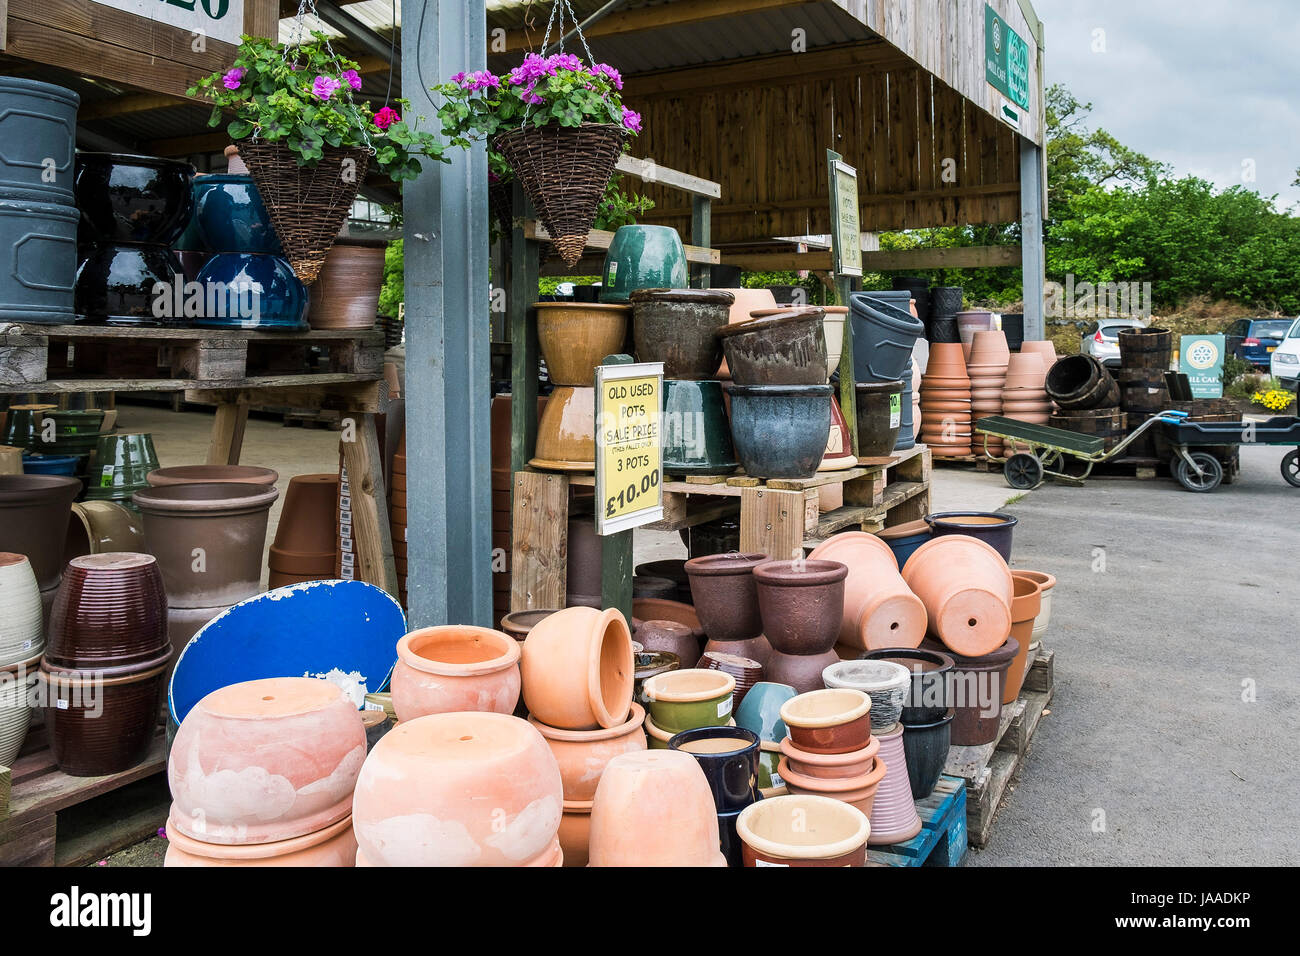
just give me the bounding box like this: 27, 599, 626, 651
967, 330, 1011, 458
25, 409, 106, 487
929, 286, 964, 344
668, 723, 762, 865
892, 276, 932, 329
0, 553, 43, 767
165, 677, 365, 866
919, 342, 973, 456
863, 647, 955, 798
133, 478, 279, 665
83, 433, 159, 511
809, 532, 925, 657
517, 606, 638, 866
0, 77, 80, 328
774, 689, 887, 822
999, 351, 1053, 451
955, 310, 996, 355
353, 711, 565, 866
734, 680, 797, 798
1003, 573, 1044, 704
685, 552, 771, 665
1116, 327, 1173, 459
268, 473, 340, 588
41, 553, 171, 775
0, 474, 80, 616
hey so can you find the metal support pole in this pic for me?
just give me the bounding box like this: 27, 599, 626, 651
1020, 139, 1047, 341
401, 0, 491, 626
690, 196, 711, 289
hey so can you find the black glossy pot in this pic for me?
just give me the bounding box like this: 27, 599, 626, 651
863, 647, 954, 723
900, 712, 953, 799
74, 152, 195, 245
668, 725, 760, 813
724, 383, 832, 479
75, 243, 184, 326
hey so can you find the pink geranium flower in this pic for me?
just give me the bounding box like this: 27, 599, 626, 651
374, 106, 401, 131
312, 75, 341, 101
222, 67, 246, 91
342, 69, 362, 91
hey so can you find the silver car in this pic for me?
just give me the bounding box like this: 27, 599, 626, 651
1080, 318, 1148, 368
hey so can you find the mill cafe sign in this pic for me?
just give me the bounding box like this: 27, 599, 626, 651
89, 0, 245, 46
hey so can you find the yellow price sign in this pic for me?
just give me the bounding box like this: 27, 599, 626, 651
595, 362, 664, 535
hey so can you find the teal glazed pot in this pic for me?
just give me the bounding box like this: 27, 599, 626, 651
724, 384, 832, 480
662, 379, 738, 475
599, 225, 688, 304
734, 681, 798, 744
193, 173, 283, 255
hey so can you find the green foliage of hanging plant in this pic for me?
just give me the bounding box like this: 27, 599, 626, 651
378, 239, 403, 319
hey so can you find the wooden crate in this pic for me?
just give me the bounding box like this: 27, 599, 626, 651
867, 774, 968, 867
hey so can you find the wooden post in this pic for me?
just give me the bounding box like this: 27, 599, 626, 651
836, 277, 858, 456
206, 401, 249, 465
510, 470, 569, 611
690, 195, 712, 289
340, 413, 399, 596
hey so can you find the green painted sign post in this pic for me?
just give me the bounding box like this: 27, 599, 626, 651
985, 4, 1030, 111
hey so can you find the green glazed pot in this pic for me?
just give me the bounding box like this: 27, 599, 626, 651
757, 747, 784, 790
1, 404, 56, 449
84, 432, 160, 505
599, 225, 688, 304
662, 379, 738, 475
642, 668, 737, 734
30, 409, 106, 464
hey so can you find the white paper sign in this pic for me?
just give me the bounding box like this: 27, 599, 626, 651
88, 0, 245, 48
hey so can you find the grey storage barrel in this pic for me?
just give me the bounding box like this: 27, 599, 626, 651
0, 77, 80, 205
0, 198, 79, 324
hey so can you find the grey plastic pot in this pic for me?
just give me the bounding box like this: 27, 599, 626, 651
724, 384, 832, 479
849, 293, 925, 384
0, 77, 79, 204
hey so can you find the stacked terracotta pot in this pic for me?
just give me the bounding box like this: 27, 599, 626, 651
166, 677, 366, 866
40, 554, 171, 776
966, 330, 1011, 458
1000, 351, 1052, 451
268, 473, 340, 589
0, 553, 43, 768
919, 342, 973, 457
518, 606, 640, 867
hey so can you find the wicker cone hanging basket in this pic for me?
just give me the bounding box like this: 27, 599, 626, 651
237, 141, 371, 285
494, 123, 626, 267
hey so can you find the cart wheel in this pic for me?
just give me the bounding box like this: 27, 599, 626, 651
1004, 453, 1044, 490
1175, 452, 1223, 492
1282, 450, 1300, 488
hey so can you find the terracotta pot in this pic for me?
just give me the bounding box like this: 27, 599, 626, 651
779, 688, 871, 754
902, 536, 1013, 657
1004, 351, 1047, 388
1015, 569, 1056, 644
631, 288, 735, 379
865, 723, 923, 844
0, 474, 80, 591
777, 752, 887, 819
46, 553, 169, 671
684, 552, 767, 642
270, 473, 339, 556
701, 634, 771, 669
822, 659, 912, 732
1019, 340, 1057, 364
636, 619, 700, 668
164, 815, 357, 867
168, 676, 366, 845
529, 702, 647, 802
736, 793, 869, 866
644, 711, 734, 749
308, 240, 384, 330
521, 606, 634, 731
921, 636, 1020, 746
642, 667, 736, 733
42, 660, 168, 776
668, 724, 760, 812
133, 482, 279, 609
968, 329, 1010, 365
530, 385, 595, 470
535, 301, 631, 386
779, 733, 879, 780
557, 799, 594, 867
64, 501, 145, 566
391, 625, 522, 721
699, 651, 763, 708
753, 559, 846, 655
718, 308, 828, 386
352, 712, 563, 866
500, 608, 559, 642
808, 532, 926, 651
1003, 573, 1043, 703
146, 465, 278, 487
587, 749, 728, 866
765, 647, 839, 694
0, 553, 42, 668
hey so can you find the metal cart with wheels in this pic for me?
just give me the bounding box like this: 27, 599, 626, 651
1159, 416, 1300, 492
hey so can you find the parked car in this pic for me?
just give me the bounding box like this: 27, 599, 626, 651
1269, 317, 1300, 389
1079, 318, 1147, 368
1225, 318, 1293, 368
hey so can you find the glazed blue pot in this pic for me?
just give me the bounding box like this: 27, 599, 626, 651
22, 454, 79, 476
193, 174, 282, 255
724, 383, 832, 479
194, 253, 308, 330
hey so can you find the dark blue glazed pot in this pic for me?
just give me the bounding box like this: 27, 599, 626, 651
194, 253, 308, 330
22, 454, 79, 476
74, 243, 184, 326
724, 383, 832, 479
74, 152, 195, 245
193, 174, 283, 255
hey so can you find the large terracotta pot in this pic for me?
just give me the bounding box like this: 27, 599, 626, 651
0, 474, 80, 591
352, 712, 563, 866
530, 385, 595, 470
822, 659, 912, 732
308, 239, 385, 330
270, 473, 339, 559
865, 723, 922, 845
684, 552, 767, 642
557, 799, 594, 867
521, 606, 634, 731
46, 553, 169, 672
0, 553, 42, 668
133, 482, 279, 608
630, 288, 735, 379
765, 647, 839, 694
736, 793, 870, 866
753, 559, 846, 655
718, 308, 828, 386
1015, 570, 1056, 644
146, 465, 278, 487
535, 301, 631, 386
164, 815, 357, 867
921, 636, 1019, 746
529, 702, 647, 802
168, 677, 366, 845
391, 625, 522, 721
778, 688, 872, 754
41, 660, 168, 776
587, 749, 727, 866
902, 536, 1012, 657
808, 532, 926, 651
1003, 574, 1043, 703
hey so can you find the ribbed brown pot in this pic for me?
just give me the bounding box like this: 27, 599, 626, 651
46, 553, 169, 671
0, 474, 80, 591
133, 482, 279, 608
684, 552, 768, 642
308, 240, 385, 330
42, 661, 168, 776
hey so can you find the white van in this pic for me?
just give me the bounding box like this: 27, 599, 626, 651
1270, 316, 1300, 389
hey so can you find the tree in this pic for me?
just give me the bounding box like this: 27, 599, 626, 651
1044, 85, 1168, 210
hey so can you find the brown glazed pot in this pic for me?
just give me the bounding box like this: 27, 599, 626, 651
46, 553, 169, 671
636, 619, 701, 668
630, 288, 736, 379
683, 552, 768, 642
779, 688, 872, 754
133, 482, 279, 609
42, 660, 169, 776
698, 651, 763, 709
717, 309, 829, 386
146, 465, 278, 487
0, 474, 81, 591
921, 636, 1019, 746
701, 635, 772, 669
535, 302, 631, 387
308, 239, 385, 330
501, 609, 560, 642
764, 647, 840, 695
752, 559, 847, 656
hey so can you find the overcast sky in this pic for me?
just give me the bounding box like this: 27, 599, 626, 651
1033, 0, 1300, 210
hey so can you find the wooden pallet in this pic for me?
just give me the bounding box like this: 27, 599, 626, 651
945, 648, 1054, 848
0, 325, 386, 392
0, 723, 169, 866
867, 775, 968, 867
